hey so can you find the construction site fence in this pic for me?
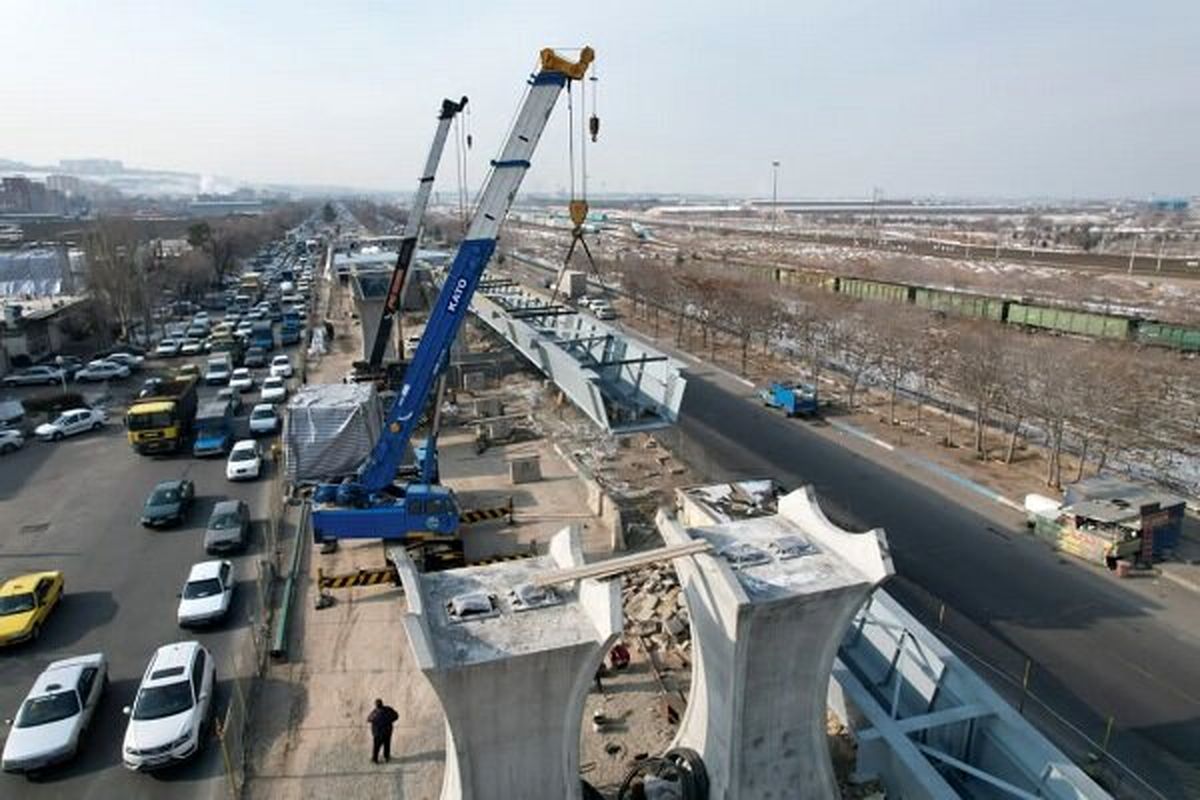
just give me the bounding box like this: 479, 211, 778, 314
890, 581, 1180, 800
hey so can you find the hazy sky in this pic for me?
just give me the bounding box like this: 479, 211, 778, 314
5, 1, 1199, 199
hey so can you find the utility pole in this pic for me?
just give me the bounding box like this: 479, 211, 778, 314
1155, 233, 1165, 273
771, 160, 780, 240
1127, 233, 1140, 274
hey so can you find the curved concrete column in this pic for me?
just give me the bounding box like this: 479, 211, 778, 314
657, 486, 893, 800
395, 525, 621, 800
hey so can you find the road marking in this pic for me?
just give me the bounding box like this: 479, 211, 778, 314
1160, 569, 1200, 596
827, 419, 895, 452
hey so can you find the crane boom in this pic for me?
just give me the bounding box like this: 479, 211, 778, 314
312, 46, 595, 544
367, 96, 468, 368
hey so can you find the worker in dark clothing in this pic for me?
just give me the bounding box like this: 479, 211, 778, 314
368, 698, 399, 763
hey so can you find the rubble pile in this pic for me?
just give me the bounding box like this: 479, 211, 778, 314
622, 563, 690, 658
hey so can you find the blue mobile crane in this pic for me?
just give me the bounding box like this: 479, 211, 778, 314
313, 46, 596, 548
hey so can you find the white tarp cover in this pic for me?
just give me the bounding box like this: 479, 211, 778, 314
0, 248, 68, 296
284, 383, 383, 483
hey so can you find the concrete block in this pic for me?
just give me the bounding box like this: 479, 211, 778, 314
487, 418, 514, 441
462, 370, 490, 392
509, 455, 542, 484
656, 486, 893, 800
472, 397, 502, 418
393, 526, 621, 800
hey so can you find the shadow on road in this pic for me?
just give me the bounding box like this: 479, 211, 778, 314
39, 590, 119, 651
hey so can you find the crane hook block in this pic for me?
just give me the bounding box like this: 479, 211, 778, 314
589, 114, 600, 143
439, 96, 469, 120
540, 46, 595, 80
569, 200, 589, 228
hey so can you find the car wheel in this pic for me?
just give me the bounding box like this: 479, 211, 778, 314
91, 422, 102, 431
52, 431, 64, 442
1, 443, 13, 454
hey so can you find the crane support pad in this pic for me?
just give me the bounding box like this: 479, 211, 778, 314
317, 566, 400, 589
460, 499, 514, 525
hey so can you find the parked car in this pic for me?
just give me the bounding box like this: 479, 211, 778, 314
75, 360, 130, 382
0, 428, 24, 454
203, 500, 250, 555
228, 368, 254, 393
141, 479, 195, 528
48, 356, 85, 379
2, 366, 65, 387
104, 352, 144, 371
176, 561, 235, 627
248, 404, 279, 436
225, 439, 262, 481
122, 641, 215, 770
154, 339, 182, 358
243, 346, 268, 368
269, 355, 293, 379
260, 376, 287, 404
0, 571, 64, 647
1, 653, 107, 773
35, 408, 106, 441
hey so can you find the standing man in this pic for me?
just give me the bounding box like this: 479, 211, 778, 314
368, 697, 399, 763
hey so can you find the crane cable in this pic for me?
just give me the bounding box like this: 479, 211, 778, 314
550, 64, 601, 305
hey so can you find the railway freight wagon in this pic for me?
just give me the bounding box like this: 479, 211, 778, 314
913, 287, 1006, 321
1004, 303, 1132, 340
835, 277, 913, 304
1136, 321, 1200, 352
775, 267, 837, 291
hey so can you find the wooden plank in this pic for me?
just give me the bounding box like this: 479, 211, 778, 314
529, 541, 712, 587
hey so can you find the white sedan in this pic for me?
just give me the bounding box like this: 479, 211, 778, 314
260, 376, 287, 404
35, 408, 107, 441
248, 403, 279, 435
179, 338, 204, 356
1, 653, 107, 774
269, 355, 293, 379
177, 560, 234, 627
74, 360, 131, 382
228, 368, 255, 393
225, 439, 262, 481
1, 365, 65, 387
154, 339, 182, 358
122, 642, 214, 771
0, 428, 24, 454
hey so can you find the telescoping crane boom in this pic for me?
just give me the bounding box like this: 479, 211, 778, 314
312, 46, 596, 545
366, 96, 468, 369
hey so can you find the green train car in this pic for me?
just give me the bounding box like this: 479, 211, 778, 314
913, 287, 1006, 321
1136, 321, 1200, 352
836, 277, 912, 304
775, 268, 837, 291
1004, 303, 1131, 340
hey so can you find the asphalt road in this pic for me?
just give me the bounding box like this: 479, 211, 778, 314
0, 365, 280, 799
664, 368, 1200, 799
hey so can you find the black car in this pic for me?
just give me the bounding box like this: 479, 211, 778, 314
244, 346, 268, 368
141, 479, 195, 527
138, 377, 165, 398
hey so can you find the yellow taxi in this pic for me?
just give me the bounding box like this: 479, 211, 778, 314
0, 571, 65, 646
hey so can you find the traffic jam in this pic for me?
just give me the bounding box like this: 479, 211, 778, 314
0, 231, 320, 779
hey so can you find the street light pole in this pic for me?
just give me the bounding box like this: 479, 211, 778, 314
1127, 233, 1140, 275
55, 355, 67, 395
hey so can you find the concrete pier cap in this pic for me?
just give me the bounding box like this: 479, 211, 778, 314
656, 486, 894, 800
393, 525, 621, 800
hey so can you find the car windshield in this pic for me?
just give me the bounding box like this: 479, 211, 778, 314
230, 448, 256, 462
132, 681, 194, 720
265, 379, 281, 388
209, 512, 240, 530
251, 409, 273, 419
16, 690, 80, 728
0, 593, 36, 615
149, 487, 180, 505
129, 411, 174, 430
183, 578, 223, 599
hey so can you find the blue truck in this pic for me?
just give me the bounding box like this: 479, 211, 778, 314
193, 398, 235, 457
250, 320, 275, 352
759, 381, 819, 417
280, 311, 302, 346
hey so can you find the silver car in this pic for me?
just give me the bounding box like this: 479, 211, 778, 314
2, 653, 107, 773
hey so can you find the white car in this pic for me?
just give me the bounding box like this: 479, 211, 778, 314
35, 408, 106, 441
105, 352, 144, 370
176, 561, 234, 627
74, 360, 130, 382
248, 403, 279, 435
260, 376, 287, 404
179, 338, 204, 356
228, 368, 254, 393
154, 339, 182, 358
225, 439, 262, 481
1, 365, 65, 387
122, 641, 214, 771
0, 428, 24, 454
1, 653, 107, 774
269, 355, 293, 379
